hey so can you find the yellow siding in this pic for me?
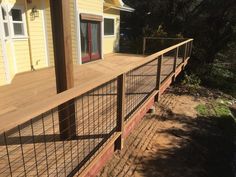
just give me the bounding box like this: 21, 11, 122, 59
26, 0, 48, 69
44, 0, 78, 65
14, 40, 30, 72
103, 9, 120, 54
78, 0, 103, 14
44, 0, 54, 66
0, 42, 6, 85
5, 41, 15, 80
2, 0, 49, 83
70, 0, 78, 64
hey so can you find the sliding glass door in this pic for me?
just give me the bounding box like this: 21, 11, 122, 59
80, 20, 101, 63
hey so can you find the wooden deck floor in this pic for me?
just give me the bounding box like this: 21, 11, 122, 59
0, 53, 183, 177
0, 53, 180, 117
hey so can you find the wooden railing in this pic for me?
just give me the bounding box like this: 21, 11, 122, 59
143, 37, 192, 55
0, 38, 193, 177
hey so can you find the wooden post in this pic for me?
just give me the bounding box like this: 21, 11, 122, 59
155, 55, 163, 102
172, 47, 179, 82
189, 41, 193, 56
183, 43, 187, 63
50, 0, 77, 139
173, 47, 179, 73
187, 42, 190, 59
143, 37, 146, 55
115, 74, 126, 150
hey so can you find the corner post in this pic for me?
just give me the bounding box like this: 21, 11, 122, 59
115, 74, 126, 150
155, 55, 163, 102
50, 0, 77, 139
143, 37, 146, 55
189, 40, 193, 56
183, 43, 187, 63
173, 47, 179, 82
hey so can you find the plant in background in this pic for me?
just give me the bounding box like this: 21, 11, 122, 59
154, 25, 168, 37
182, 72, 201, 88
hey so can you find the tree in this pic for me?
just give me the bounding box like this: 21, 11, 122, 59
122, 0, 236, 64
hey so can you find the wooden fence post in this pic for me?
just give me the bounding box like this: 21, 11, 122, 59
173, 47, 179, 82
189, 41, 193, 56
143, 37, 146, 55
115, 74, 126, 150
183, 43, 187, 63
50, 0, 77, 140
155, 55, 163, 102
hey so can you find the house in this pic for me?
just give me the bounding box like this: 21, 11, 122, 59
0, 0, 134, 86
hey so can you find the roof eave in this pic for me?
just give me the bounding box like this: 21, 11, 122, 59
104, 2, 135, 12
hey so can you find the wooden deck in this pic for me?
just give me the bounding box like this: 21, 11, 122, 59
0, 53, 184, 177
0, 53, 180, 117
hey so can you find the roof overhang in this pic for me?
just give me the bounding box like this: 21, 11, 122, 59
104, 1, 135, 12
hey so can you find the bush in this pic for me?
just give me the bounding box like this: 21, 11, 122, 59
182, 73, 201, 88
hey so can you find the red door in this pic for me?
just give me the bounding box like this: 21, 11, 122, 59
80, 20, 101, 63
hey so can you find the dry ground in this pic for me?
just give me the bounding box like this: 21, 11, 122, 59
98, 88, 236, 177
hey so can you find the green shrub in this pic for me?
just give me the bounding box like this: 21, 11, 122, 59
182, 73, 201, 88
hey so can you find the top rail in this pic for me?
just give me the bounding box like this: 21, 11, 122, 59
0, 38, 193, 134
142, 37, 190, 55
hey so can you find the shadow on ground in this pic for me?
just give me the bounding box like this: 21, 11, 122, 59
140, 112, 236, 177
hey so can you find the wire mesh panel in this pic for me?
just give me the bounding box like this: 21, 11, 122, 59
0, 79, 117, 177
160, 49, 176, 83
125, 59, 158, 120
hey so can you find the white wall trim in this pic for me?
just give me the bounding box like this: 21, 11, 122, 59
8, 4, 28, 39
0, 5, 10, 83
101, 16, 104, 59
75, 0, 82, 65
103, 16, 116, 38
41, 0, 50, 67
6, 4, 18, 73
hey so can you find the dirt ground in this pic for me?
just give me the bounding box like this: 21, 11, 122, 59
98, 88, 236, 177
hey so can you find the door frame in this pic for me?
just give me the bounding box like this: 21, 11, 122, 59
81, 20, 101, 63
75, 9, 104, 65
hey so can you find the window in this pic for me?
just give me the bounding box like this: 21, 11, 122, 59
1, 7, 9, 37
104, 18, 114, 36
11, 8, 25, 36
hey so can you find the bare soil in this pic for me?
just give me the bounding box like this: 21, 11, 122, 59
99, 88, 236, 177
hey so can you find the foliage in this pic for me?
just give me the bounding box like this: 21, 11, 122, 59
195, 100, 234, 118
201, 62, 236, 98
121, 0, 236, 97
195, 104, 208, 116
122, 0, 236, 63
181, 73, 201, 88
195, 100, 236, 141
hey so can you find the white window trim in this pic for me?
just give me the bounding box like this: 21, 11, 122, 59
104, 16, 116, 38
0, 4, 10, 83
1, 5, 11, 40
9, 5, 28, 39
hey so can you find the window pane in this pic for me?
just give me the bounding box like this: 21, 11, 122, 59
91, 23, 100, 56
4, 22, 9, 37
2, 7, 7, 20
104, 18, 114, 35
11, 9, 22, 21
80, 21, 89, 58
13, 23, 24, 35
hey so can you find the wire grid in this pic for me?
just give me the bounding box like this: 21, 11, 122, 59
0, 79, 117, 177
